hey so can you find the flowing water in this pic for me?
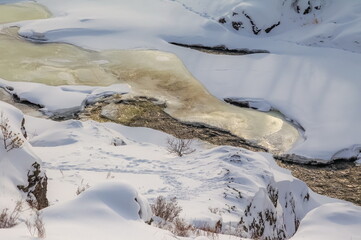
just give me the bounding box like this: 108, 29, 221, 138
0, 3, 299, 153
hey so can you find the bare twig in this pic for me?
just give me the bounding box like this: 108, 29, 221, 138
0, 112, 24, 152
166, 138, 195, 157
0, 201, 22, 228
26, 211, 46, 239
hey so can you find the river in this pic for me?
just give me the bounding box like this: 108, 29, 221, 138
0, 2, 299, 153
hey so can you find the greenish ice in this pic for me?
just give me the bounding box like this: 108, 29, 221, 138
0, 2, 300, 153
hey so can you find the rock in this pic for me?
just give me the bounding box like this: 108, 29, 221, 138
17, 162, 49, 210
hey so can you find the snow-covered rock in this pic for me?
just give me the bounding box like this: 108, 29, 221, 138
0, 101, 48, 209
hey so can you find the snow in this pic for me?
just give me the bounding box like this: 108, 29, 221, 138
291, 203, 361, 240
1, 95, 361, 239
19, 115, 358, 239
1, 1, 361, 239
178, 48, 361, 161
46, 182, 152, 222
0, 102, 41, 207
0, 78, 130, 117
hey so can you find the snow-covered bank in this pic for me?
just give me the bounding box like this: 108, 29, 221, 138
179, 48, 361, 162
0, 104, 239, 240
15, 0, 361, 54
1, 101, 360, 239
215, 0, 361, 53
0, 102, 47, 209
20, 114, 359, 239
0, 78, 130, 117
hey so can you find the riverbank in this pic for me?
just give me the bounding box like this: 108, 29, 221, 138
80, 95, 360, 206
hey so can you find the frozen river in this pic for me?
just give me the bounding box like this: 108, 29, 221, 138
0, 2, 299, 153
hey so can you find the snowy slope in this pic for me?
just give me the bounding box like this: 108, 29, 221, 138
0, 106, 358, 239
20, 115, 359, 239
0, 103, 240, 240
171, 0, 361, 53
0, 102, 46, 209
13, 0, 361, 53
176, 47, 361, 161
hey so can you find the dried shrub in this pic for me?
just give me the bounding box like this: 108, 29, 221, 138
0, 201, 22, 228
166, 137, 195, 157
151, 196, 182, 222
26, 211, 46, 239
76, 179, 90, 195
0, 112, 24, 152
196, 220, 222, 235
173, 217, 192, 237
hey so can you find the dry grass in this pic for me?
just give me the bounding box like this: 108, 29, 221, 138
151, 196, 182, 222
26, 211, 46, 239
76, 179, 90, 195
151, 196, 222, 238
173, 217, 193, 237
0, 112, 24, 152
0, 201, 22, 228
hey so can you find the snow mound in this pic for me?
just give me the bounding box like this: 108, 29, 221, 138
45, 182, 152, 222
39, 182, 181, 240
291, 203, 361, 240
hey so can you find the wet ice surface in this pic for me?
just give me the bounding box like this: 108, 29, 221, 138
0, 28, 299, 152
0, 2, 50, 24
0, 27, 117, 86
0, 3, 299, 153
103, 50, 299, 152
